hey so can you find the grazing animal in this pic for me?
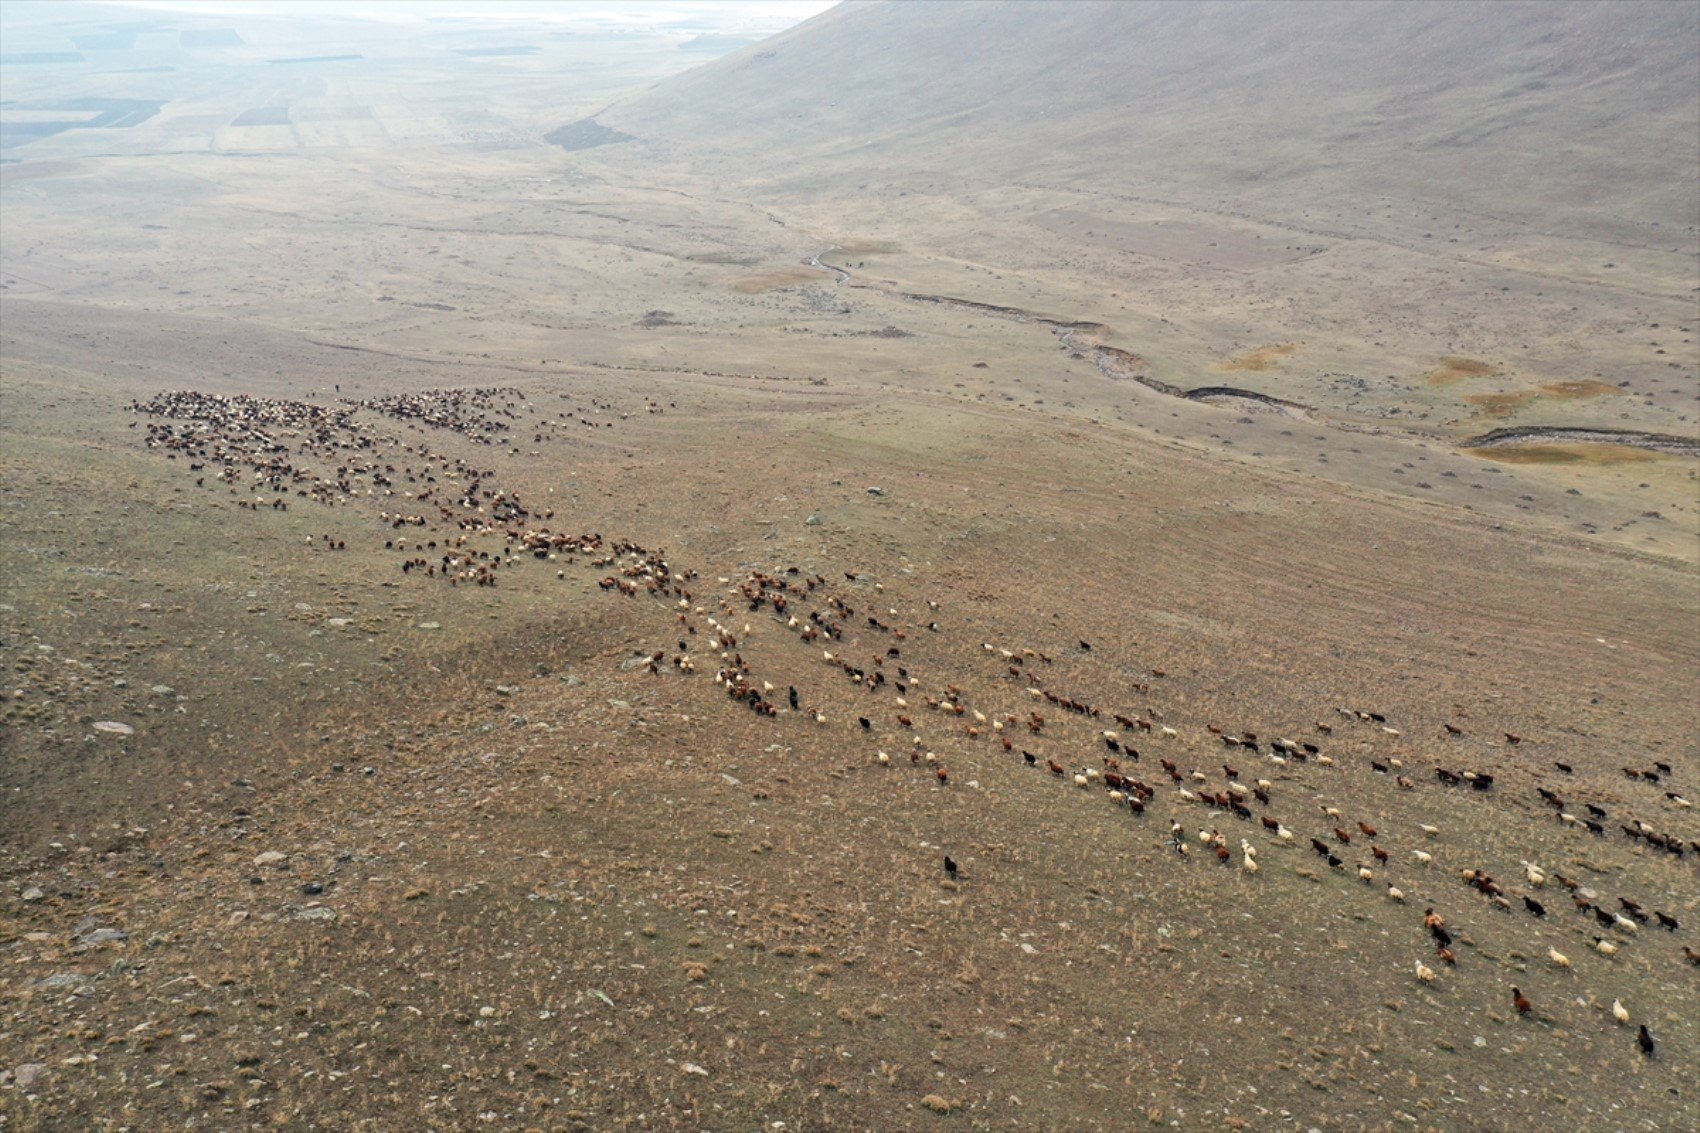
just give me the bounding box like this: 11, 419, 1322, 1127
1358, 821, 1378, 837
1524, 897, 1547, 918
1611, 999, 1630, 1025
1654, 911, 1679, 931
943, 855, 958, 881
1547, 947, 1570, 969
1638, 1025, 1655, 1057
1681, 945, 1700, 966
1415, 961, 1436, 983
1436, 945, 1456, 966
1512, 987, 1532, 1015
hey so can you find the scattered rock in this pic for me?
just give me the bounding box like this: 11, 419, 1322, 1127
9, 1063, 47, 1089
866, 486, 886, 497
21, 886, 44, 902
288, 905, 337, 922
92, 721, 133, 736
253, 851, 288, 868
36, 972, 91, 990
76, 928, 127, 947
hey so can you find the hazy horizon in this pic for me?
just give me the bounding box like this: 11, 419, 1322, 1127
102, 0, 839, 33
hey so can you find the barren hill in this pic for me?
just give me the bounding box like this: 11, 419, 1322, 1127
600, 0, 1699, 245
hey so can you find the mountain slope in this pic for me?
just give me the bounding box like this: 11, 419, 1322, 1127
595, 0, 1699, 244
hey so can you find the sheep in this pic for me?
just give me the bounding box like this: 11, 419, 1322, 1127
1415, 961, 1436, 983
1547, 947, 1571, 969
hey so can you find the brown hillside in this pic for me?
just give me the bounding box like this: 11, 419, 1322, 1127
600, 0, 1699, 245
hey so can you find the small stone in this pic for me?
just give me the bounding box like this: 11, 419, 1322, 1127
21, 886, 44, 902
416, 622, 440, 630
92, 721, 133, 736
78, 928, 127, 947
288, 906, 337, 922
253, 851, 288, 868
866, 486, 886, 497
11, 1063, 47, 1089
805, 513, 822, 526
37, 972, 90, 990
150, 685, 176, 696
682, 1062, 709, 1076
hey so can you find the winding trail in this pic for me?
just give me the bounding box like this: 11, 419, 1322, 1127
806, 247, 1699, 456
1460, 426, 1700, 456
